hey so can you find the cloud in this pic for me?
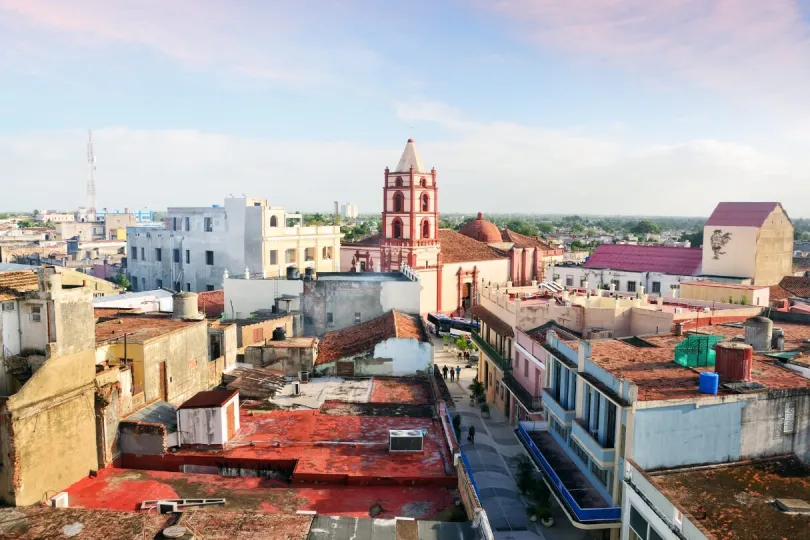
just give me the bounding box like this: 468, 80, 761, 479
469, 1, 810, 108
0, 0, 382, 86
3, 108, 806, 217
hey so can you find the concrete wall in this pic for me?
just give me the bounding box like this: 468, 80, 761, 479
237, 316, 294, 348
548, 265, 690, 296
141, 321, 210, 407
680, 283, 769, 306
224, 277, 303, 318
244, 345, 316, 375
119, 421, 167, 456
753, 207, 794, 285
701, 225, 757, 279
177, 394, 240, 446
318, 337, 432, 376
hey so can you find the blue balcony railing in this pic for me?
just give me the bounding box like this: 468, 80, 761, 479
517, 425, 621, 523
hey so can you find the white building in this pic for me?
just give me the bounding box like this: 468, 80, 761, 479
341, 203, 359, 220
127, 197, 343, 293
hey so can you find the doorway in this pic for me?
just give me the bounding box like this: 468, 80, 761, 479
158, 361, 168, 401
462, 282, 473, 310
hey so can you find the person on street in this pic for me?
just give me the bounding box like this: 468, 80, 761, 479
468, 425, 476, 443
442, 365, 448, 379
456, 366, 461, 380
450, 367, 455, 382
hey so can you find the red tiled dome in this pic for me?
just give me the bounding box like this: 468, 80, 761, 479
459, 212, 501, 243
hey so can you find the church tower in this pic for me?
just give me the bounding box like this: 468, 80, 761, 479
380, 139, 441, 271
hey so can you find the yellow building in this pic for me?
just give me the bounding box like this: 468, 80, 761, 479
680, 280, 770, 306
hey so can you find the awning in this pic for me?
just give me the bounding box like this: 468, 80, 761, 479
470, 305, 514, 338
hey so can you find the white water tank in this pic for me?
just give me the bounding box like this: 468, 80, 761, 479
172, 291, 201, 320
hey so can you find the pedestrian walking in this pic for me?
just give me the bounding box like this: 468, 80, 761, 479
456, 366, 461, 380
450, 368, 455, 382
467, 425, 476, 443
442, 365, 449, 380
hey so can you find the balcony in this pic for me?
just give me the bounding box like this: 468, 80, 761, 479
571, 419, 616, 466
471, 330, 511, 372
542, 388, 576, 425
517, 425, 620, 524
501, 373, 542, 412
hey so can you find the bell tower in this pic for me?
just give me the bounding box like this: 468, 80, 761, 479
380, 139, 440, 271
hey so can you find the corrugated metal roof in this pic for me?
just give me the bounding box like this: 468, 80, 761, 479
583, 244, 702, 275
125, 401, 178, 432
705, 202, 780, 228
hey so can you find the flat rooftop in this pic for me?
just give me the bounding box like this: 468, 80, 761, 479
316, 272, 413, 282
64, 468, 455, 520
648, 456, 810, 540
268, 377, 372, 409
95, 313, 203, 344
589, 323, 810, 401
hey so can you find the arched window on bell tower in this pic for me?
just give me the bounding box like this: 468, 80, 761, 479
392, 219, 403, 239
393, 192, 404, 212
422, 219, 430, 239
421, 193, 429, 212
420, 177, 427, 187
395, 176, 403, 187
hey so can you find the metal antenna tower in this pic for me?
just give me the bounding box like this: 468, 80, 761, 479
86, 130, 97, 219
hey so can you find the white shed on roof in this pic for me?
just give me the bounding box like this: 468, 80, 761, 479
176, 388, 240, 446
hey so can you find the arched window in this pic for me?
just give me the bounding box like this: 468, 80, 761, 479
420, 177, 427, 187
422, 219, 430, 239
392, 219, 403, 239
395, 176, 403, 187
421, 193, 429, 212
269, 215, 278, 227
393, 192, 404, 212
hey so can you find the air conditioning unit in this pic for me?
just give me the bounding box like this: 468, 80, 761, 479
389, 429, 424, 453
158, 501, 178, 514
292, 381, 301, 396
50, 492, 69, 508
298, 371, 310, 383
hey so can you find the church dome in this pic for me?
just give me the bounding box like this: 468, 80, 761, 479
459, 212, 502, 243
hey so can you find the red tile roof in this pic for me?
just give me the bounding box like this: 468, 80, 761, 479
769, 284, 793, 302
438, 229, 508, 264
343, 232, 383, 247
583, 244, 702, 275
178, 388, 238, 409
95, 313, 202, 344
0, 270, 39, 301
197, 289, 224, 318
705, 202, 781, 228
500, 228, 557, 251
316, 311, 427, 365
779, 276, 810, 298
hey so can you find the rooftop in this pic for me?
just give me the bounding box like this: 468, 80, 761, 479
705, 201, 782, 228
179, 388, 238, 409
588, 323, 810, 401
780, 276, 810, 298
0, 270, 38, 301
223, 365, 286, 400
63, 467, 456, 520
95, 313, 203, 344
458, 212, 502, 244
198, 289, 225, 318
499, 228, 557, 251
648, 456, 810, 540
394, 138, 426, 173
261, 337, 318, 348
316, 311, 427, 365
583, 244, 703, 275
438, 229, 507, 264
681, 280, 768, 291
343, 232, 382, 247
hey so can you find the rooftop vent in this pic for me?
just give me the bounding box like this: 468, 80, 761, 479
715, 342, 753, 383
775, 498, 810, 514
161, 526, 189, 539
389, 429, 424, 453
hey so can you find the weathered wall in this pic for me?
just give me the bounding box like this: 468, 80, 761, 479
680, 283, 769, 306
375, 337, 432, 375
237, 316, 293, 348
224, 278, 303, 318
177, 394, 239, 446
141, 321, 209, 406
628, 307, 674, 336
119, 422, 167, 455
740, 392, 810, 464
244, 345, 315, 376
753, 208, 794, 286
701, 225, 757, 279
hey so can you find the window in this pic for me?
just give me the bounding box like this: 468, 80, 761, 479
204, 217, 213, 232
184, 217, 190, 231
172, 217, 178, 230
140, 247, 145, 260
305, 247, 314, 261
566, 275, 574, 287
627, 281, 637, 293
553, 273, 560, 282
141, 278, 145, 290
611, 279, 620, 290
206, 285, 214, 291
209, 333, 222, 360
606, 401, 617, 448
628, 506, 663, 540
580, 277, 587, 287
322, 246, 332, 259
156, 279, 163, 288
393, 192, 404, 212
570, 439, 589, 465
186, 283, 191, 292
131, 247, 137, 260
2, 302, 14, 312
395, 176, 403, 187
652, 281, 661, 294
285, 248, 296, 263
155, 248, 162, 262
590, 461, 610, 487
185, 250, 190, 264
327, 312, 334, 326
270, 250, 278, 265
205, 251, 214, 265
392, 219, 403, 239
784, 401, 796, 434
270, 215, 278, 227
421, 193, 429, 211
420, 177, 427, 187
422, 219, 430, 239
173, 282, 181, 292
524, 358, 529, 377
354, 312, 361, 324
173, 249, 180, 263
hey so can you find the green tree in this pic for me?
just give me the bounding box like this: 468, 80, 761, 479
537, 222, 554, 235
113, 273, 132, 291
506, 219, 539, 237
16, 220, 34, 228
630, 220, 661, 235
680, 230, 703, 248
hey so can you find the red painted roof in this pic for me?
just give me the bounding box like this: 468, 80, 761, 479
178, 388, 238, 409
197, 289, 224, 319
316, 311, 426, 365
705, 202, 780, 228
583, 244, 702, 275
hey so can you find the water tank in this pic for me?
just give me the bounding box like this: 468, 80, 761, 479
744, 316, 772, 351
699, 372, 719, 395
714, 342, 753, 382
772, 328, 785, 350
272, 327, 287, 341
172, 291, 200, 319
286, 266, 300, 280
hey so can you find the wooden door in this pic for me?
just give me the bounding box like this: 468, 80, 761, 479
226, 401, 236, 440
158, 361, 167, 401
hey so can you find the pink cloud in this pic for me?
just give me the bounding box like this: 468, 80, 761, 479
470, 0, 810, 102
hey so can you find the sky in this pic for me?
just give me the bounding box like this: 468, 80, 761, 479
1, 0, 809, 217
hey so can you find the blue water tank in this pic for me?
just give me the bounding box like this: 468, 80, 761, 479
699, 372, 719, 395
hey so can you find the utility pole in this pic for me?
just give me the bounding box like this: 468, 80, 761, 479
86, 130, 97, 221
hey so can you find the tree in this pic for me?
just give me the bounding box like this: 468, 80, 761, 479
537, 222, 554, 235
16, 220, 34, 228
113, 273, 132, 291
506, 219, 539, 237
630, 220, 661, 235
680, 230, 703, 248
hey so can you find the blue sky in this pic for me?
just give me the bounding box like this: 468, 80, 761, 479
1, 0, 809, 216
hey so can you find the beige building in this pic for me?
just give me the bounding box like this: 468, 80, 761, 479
680, 280, 770, 306
701, 202, 793, 286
